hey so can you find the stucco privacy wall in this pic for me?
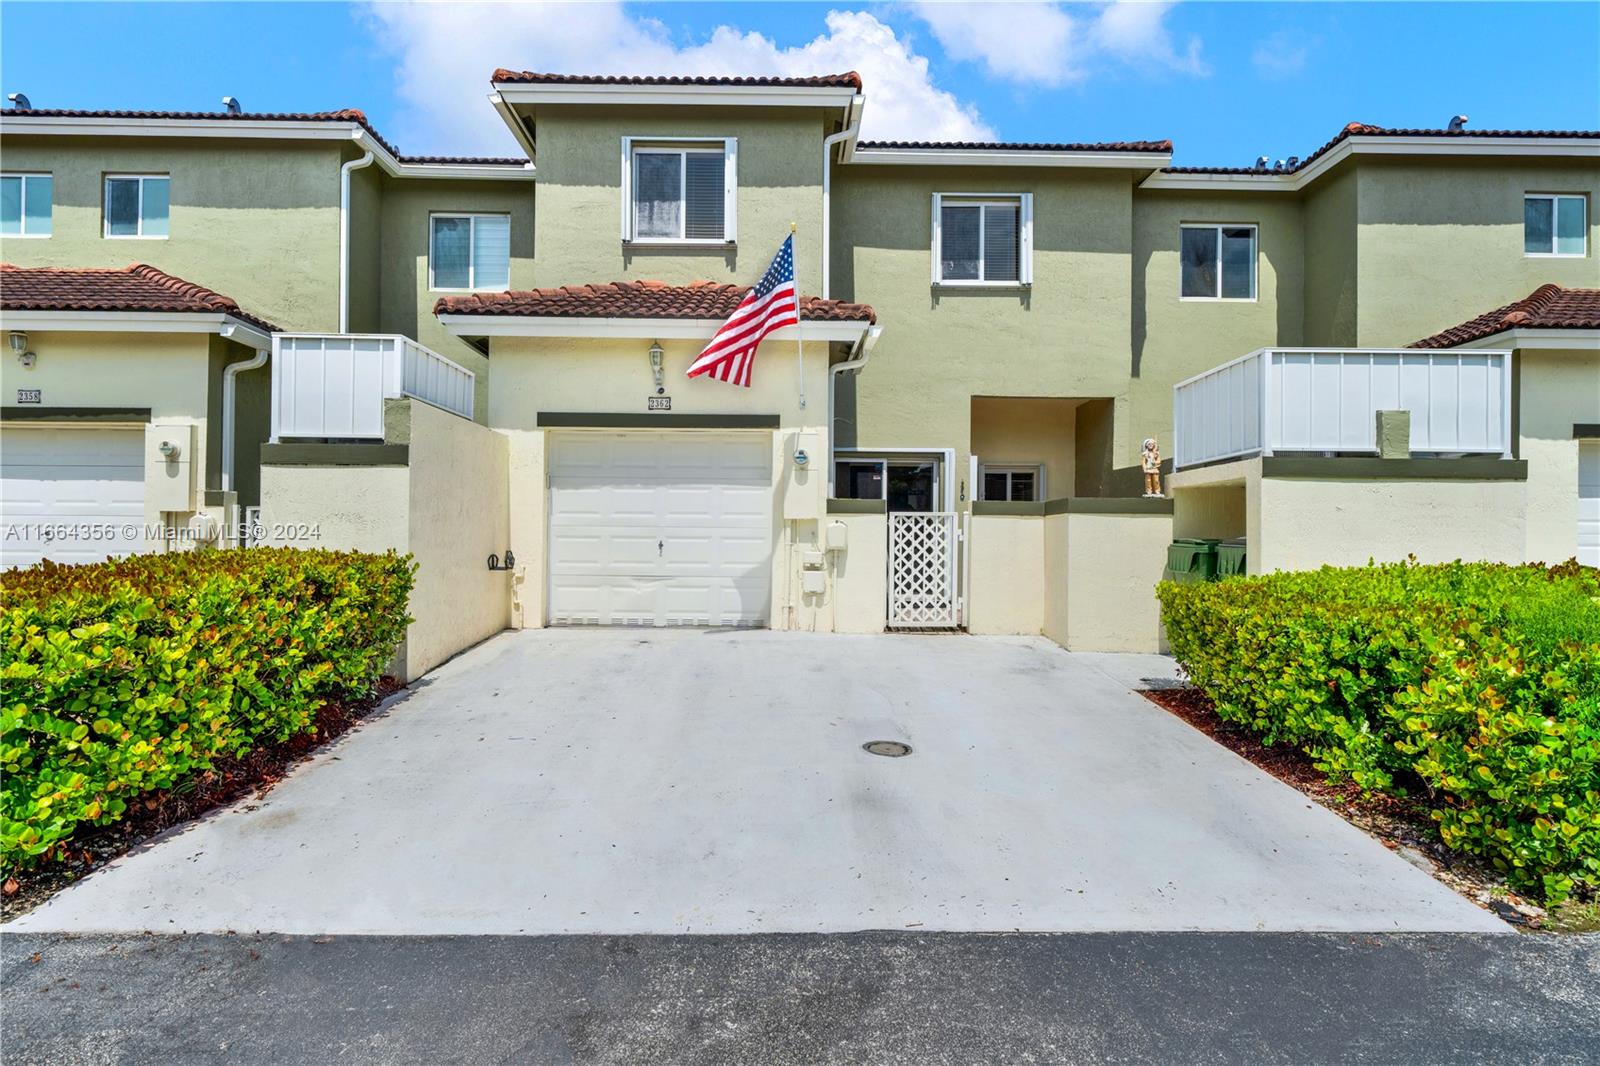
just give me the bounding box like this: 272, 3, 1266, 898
258, 401, 510, 681
824, 510, 888, 633
0, 137, 344, 333
967, 514, 1045, 636
1519, 349, 1600, 564
1046, 509, 1172, 654
486, 335, 832, 630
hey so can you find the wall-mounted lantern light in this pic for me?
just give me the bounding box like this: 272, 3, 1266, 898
648, 340, 665, 395
9, 331, 34, 368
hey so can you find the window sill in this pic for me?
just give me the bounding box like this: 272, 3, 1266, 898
623, 240, 737, 252
430, 287, 512, 295
104, 234, 169, 240
1524, 252, 1587, 259
1179, 296, 1259, 303
932, 281, 1029, 291
3, 232, 51, 239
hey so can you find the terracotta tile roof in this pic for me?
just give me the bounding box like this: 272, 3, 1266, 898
0, 263, 278, 333
491, 70, 863, 90
435, 280, 875, 324
0, 108, 527, 167
858, 139, 1171, 153
1409, 285, 1600, 349
1163, 122, 1600, 175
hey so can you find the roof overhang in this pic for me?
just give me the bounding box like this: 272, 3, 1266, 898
0, 309, 273, 350
851, 147, 1171, 170
1141, 135, 1600, 193
0, 115, 536, 181
1452, 327, 1600, 351
437, 313, 872, 343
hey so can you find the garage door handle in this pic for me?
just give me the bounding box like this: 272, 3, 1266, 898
658, 539, 664, 557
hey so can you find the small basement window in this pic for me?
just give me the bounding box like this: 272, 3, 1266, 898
104, 174, 169, 238
1, 173, 52, 236
622, 139, 736, 243
430, 213, 511, 291
980, 464, 1041, 502
934, 193, 1032, 285
1180, 224, 1256, 300
1525, 194, 1586, 257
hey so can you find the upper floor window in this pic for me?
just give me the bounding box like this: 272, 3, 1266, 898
621, 138, 737, 244
104, 174, 169, 238
430, 213, 511, 291
1525, 194, 1586, 257
1181, 224, 1256, 300
980, 464, 1041, 502
933, 193, 1033, 285
1, 173, 52, 237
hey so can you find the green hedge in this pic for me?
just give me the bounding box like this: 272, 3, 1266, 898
1158, 561, 1600, 902
1, 548, 414, 870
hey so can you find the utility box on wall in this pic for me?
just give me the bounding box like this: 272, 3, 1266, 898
783, 432, 822, 520
146, 423, 196, 512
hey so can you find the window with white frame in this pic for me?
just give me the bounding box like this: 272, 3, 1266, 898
1525, 194, 1586, 256
933, 193, 1032, 285
980, 464, 1041, 502
1, 173, 52, 236
622, 139, 736, 243
429, 213, 511, 291
1180, 224, 1256, 300
104, 174, 169, 238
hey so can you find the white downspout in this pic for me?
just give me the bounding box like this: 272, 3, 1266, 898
220, 337, 269, 494
339, 148, 375, 333
821, 95, 863, 301
827, 325, 881, 497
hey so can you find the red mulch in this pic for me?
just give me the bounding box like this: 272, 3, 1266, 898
0, 677, 402, 919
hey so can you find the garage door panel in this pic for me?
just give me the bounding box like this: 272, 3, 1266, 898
547, 431, 774, 627
1, 427, 147, 569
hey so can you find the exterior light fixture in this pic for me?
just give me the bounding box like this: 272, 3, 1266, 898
9, 331, 34, 368
648, 341, 665, 395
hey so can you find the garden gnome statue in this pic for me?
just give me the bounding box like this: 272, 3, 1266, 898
1141, 437, 1163, 497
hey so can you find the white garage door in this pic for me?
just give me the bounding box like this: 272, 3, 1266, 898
548, 431, 773, 626
1, 426, 147, 568
1581, 440, 1600, 568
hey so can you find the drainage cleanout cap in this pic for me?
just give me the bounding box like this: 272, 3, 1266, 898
862, 740, 912, 758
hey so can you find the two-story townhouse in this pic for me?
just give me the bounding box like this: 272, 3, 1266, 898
2, 70, 1596, 663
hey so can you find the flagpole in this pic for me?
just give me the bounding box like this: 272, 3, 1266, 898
791, 221, 806, 410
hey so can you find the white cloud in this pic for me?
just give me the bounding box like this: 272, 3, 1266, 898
1251, 31, 1310, 80
362, 3, 992, 156
909, 1, 1208, 85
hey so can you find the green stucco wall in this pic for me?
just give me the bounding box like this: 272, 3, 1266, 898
1354, 157, 1600, 346
0, 136, 343, 332
1302, 166, 1359, 346
529, 106, 828, 293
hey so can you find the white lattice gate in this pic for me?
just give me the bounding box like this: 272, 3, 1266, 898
888, 511, 962, 628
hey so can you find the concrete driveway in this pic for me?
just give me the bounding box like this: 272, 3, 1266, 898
8, 629, 1502, 935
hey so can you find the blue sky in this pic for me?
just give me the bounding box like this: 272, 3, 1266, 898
2, 2, 1596, 166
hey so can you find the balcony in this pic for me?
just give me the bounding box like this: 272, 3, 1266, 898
1172, 348, 1512, 469
270, 334, 475, 441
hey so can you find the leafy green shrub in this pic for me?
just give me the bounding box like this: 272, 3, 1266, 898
1, 548, 414, 870
1158, 560, 1600, 901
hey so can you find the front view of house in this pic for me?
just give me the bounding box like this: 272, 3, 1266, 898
2, 72, 1597, 676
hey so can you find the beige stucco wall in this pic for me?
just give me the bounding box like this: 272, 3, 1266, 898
486, 335, 833, 630
970, 397, 1077, 499
1170, 481, 1247, 541
0, 136, 344, 332
824, 512, 887, 633
1519, 347, 1600, 564
1045, 510, 1172, 653
967, 513, 1045, 635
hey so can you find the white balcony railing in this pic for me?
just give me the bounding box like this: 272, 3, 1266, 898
270, 334, 475, 441
1173, 348, 1512, 469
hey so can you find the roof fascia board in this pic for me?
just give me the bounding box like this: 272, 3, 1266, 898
1141, 135, 1599, 192
437, 313, 870, 342
488, 91, 539, 163
0, 116, 534, 181
851, 147, 1170, 169
0, 309, 271, 348
1456, 327, 1600, 351
492, 83, 859, 109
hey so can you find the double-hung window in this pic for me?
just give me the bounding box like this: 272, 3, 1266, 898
980, 464, 1041, 503
430, 213, 511, 291
933, 193, 1033, 285
104, 174, 169, 238
622, 139, 736, 243
1525, 194, 1586, 257
1, 173, 52, 236
1180, 224, 1256, 300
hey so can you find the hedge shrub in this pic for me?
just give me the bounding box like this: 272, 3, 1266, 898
1158, 560, 1600, 902
1, 548, 414, 870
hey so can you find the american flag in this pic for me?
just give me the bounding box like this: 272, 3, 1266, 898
686, 235, 799, 388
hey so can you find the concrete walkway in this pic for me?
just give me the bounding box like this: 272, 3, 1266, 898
7, 630, 1503, 935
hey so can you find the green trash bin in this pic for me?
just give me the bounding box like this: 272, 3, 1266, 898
1165, 538, 1220, 584
1216, 539, 1247, 579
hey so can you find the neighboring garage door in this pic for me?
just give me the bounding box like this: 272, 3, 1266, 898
1, 426, 147, 568
1581, 440, 1600, 568
548, 431, 773, 626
